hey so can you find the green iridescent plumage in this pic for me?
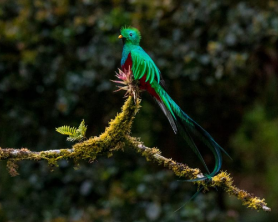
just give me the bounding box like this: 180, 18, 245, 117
120, 28, 160, 84
120, 27, 229, 181
131, 48, 160, 84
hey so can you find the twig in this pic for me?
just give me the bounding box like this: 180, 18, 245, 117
127, 139, 271, 212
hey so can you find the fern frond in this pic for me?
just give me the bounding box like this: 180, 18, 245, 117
56, 126, 77, 136
56, 120, 87, 142
77, 119, 87, 137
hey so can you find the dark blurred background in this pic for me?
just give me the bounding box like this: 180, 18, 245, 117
0, 0, 277, 221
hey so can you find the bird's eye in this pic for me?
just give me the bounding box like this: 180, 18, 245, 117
129, 33, 133, 36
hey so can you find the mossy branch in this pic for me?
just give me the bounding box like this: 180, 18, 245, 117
0, 96, 139, 170
127, 139, 271, 212
0, 96, 271, 212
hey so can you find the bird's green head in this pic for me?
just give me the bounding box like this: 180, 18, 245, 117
119, 26, 141, 45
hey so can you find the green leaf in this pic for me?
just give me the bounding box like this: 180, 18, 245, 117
77, 119, 87, 138
56, 126, 77, 136
56, 120, 87, 142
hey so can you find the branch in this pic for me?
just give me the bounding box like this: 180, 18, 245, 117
0, 96, 271, 212
0, 96, 140, 174
127, 139, 271, 212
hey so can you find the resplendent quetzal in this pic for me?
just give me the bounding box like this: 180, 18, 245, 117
119, 26, 229, 181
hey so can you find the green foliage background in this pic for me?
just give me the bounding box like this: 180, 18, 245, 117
0, 0, 278, 221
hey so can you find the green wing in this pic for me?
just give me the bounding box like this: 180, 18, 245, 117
130, 47, 160, 84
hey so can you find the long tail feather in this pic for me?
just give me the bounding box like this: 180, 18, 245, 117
176, 118, 211, 175
174, 186, 204, 212
152, 82, 228, 180
153, 97, 177, 133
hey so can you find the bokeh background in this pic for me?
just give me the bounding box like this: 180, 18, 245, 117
0, 0, 278, 221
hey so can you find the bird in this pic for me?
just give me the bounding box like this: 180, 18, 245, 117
118, 26, 229, 181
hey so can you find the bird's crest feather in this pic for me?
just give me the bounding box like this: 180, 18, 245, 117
120, 26, 141, 41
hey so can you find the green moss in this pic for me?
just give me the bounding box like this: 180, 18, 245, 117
246, 197, 267, 210
129, 137, 201, 180
72, 97, 140, 162
211, 171, 269, 211
0, 148, 9, 159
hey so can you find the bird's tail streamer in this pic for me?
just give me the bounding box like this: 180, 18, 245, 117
152, 82, 230, 181
174, 186, 205, 212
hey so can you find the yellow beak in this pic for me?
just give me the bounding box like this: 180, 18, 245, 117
118, 35, 123, 39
